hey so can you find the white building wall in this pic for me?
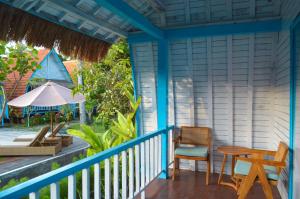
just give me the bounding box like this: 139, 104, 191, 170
273, 0, 300, 198
130, 0, 300, 198
131, 32, 276, 173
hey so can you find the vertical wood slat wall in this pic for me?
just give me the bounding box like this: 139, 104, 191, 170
131, 32, 276, 172
130, 1, 300, 198
274, 0, 300, 198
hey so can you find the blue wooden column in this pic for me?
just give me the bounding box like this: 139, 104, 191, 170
157, 39, 169, 179
288, 16, 300, 199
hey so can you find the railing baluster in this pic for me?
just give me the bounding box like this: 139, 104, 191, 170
150, 138, 154, 180
94, 163, 101, 199
140, 142, 146, 199
135, 145, 140, 194
145, 140, 150, 184
154, 136, 158, 175
68, 174, 76, 199
122, 151, 127, 199
129, 148, 134, 198
50, 182, 59, 199
82, 168, 90, 199
114, 154, 119, 199
105, 158, 111, 199
169, 129, 174, 165
29, 192, 39, 199
158, 135, 162, 172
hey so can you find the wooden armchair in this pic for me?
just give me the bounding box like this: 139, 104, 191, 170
233, 142, 288, 199
172, 126, 211, 185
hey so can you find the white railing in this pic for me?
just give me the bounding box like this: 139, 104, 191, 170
0, 126, 174, 199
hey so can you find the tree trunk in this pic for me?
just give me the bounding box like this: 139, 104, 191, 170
78, 61, 87, 124
0, 85, 7, 123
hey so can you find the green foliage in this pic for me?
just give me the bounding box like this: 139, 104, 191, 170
0, 177, 30, 199
68, 89, 141, 155
0, 41, 41, 121
27, 77, 47, 88
74, 40, 132, 125
60, 105, 73, 124
6, 43, 40, 77
68, 124, 111, 155
0, 177, 29, 192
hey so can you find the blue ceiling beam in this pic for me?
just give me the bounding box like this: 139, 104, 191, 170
128, 19, 282, 43
94, 0, 164, 39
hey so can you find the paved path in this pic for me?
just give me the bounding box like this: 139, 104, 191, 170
0, 126, 90, 186
0, 128, 37, 143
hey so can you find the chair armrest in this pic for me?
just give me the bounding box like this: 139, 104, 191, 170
173, 136, 181, 144
236, 157, 286, 168
245, 149, 277, 157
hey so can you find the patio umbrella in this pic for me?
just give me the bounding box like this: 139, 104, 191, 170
7, 81, 85, 132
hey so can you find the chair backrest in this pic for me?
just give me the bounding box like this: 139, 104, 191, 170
50, 122, 65, 137
274, 141, 289, 163
29, 126, 50, 147
180, 126, 211, 146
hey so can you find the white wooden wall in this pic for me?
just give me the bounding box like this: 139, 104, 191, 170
131, 32, 276, 173
273, 0, 300, 198
130, 1, 300, 199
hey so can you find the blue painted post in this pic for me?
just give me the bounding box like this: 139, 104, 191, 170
157, 39, 169, 179
289, 22, 297, 199
129, 44, 140, 137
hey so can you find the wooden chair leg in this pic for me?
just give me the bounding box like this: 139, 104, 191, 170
173, 157, 178, 181
206, 158, 210, 185
238, 164, 258, 199
256, 164, 273, 199
236, 178, 241, 190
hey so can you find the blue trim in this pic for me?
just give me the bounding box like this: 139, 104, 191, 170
0, 126, 174, 199
129, 44, 141, 137
157, 40, 169, 179
128, 33, 155, 44
128, 19, 282, 43
95, 0, 164, 39
288, 15, 300, 199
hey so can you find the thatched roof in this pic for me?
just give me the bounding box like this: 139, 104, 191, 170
0, 3, 111, 62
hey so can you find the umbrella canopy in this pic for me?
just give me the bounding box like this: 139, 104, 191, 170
8, 81, 85, 107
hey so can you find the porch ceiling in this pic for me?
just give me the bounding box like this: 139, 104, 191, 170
0, 0, 164, 43
0, 0, 282, 44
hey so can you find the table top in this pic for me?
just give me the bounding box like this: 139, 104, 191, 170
217, 146, 250, 155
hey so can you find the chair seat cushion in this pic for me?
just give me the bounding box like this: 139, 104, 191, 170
175, 146, 208, 157
234, 160, 279, 181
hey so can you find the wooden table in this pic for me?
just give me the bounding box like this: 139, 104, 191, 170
217, 146, 250, 190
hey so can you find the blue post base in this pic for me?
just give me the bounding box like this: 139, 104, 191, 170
159, 171, 168, 179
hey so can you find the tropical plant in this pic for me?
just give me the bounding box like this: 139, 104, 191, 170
73, 40, 132, 125
68, 88, 141, 155
110, 87, 141, 146
68, 124, 113, 156
60, 105, 73, 124
0, 41, 41, 121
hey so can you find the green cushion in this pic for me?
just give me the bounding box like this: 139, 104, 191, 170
234, 160, 279, 181
175, 146, 208, 157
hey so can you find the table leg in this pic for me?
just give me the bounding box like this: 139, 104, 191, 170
218, 154, 227, 184
231, 155, 236, 176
